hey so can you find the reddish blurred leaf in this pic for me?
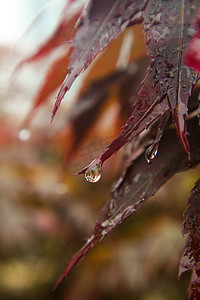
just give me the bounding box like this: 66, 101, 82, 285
77, 0, 199, 176
53, 115, 200, 291
0, 122, 16, 146
179, 178, 200, 300
185, 11, 200, 125
185, 12, 200, 73
52, 0, 149, 120
23, 52, 71, 125
15, 1, 82, 125
16, 1, 81, 68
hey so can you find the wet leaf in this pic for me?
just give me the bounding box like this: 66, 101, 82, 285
21, 18, 146, 127
144, 0, 199, 156
60, 59, 148, 164
7, 1, 200, 297
52, 0, 149, 120
145, 111, 170, 164
53, 116, 200, 291
78, 0, 199, 176
179, 178, 200, 300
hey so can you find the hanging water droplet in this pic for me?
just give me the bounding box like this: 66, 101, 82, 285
85, 164, 102, 183
169, 71, 174, 78
109, 199, 116, 215
145, 143, 158, 164
18, 128, 31, 141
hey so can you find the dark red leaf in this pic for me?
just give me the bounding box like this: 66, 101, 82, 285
53, 116, 200, 291
60, 58, 148, 165
145, 111, 170, 163
179, 178, 200, 300
52, 0, 149, 120
77, 0, 199, 176
144, 0, 198, 156
77, 72, 170, 175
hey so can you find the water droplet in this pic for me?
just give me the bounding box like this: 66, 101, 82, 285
18, 128, 31, 141
109, 199, 116, 215
145, 143, 158, 164
85, 164, 102, 183
133, 174, 141, 183
129, 116, 134, 121
152, 12, 162, 25
169, 71, 174, 78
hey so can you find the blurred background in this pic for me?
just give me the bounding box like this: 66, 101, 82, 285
0, 1, 199, 299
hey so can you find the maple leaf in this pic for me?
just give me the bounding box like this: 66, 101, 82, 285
51, 0, 149, 120
53, 115, 200, 291
179, 178, 200, 300
17, 0, 199, 162
77, 0, 199, 176
15, 1, 200, 296
59, 58, 148, 164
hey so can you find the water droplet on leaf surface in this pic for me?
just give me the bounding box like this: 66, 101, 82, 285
85, 164, 102, 183
145, 143, 159, 164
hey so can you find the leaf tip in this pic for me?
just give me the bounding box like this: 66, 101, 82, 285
52, 235, 96, 291
72, 169, 86, 176
174, 111, 191, 159
51, 84, 69, 122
